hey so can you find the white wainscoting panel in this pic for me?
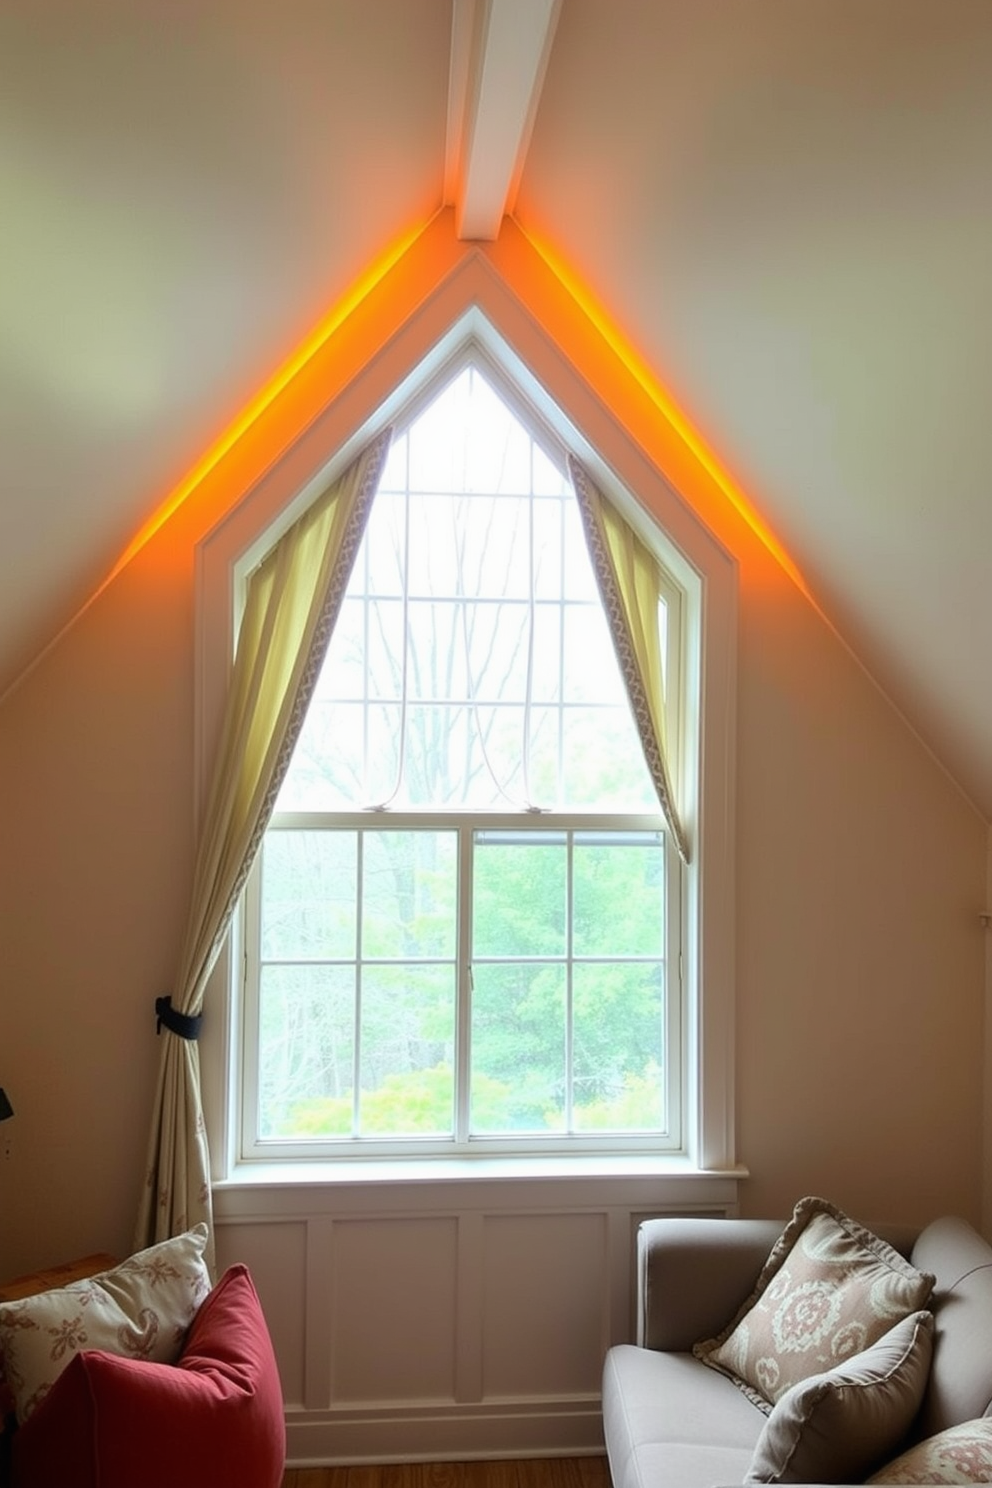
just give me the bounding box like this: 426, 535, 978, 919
213, 1167, 740, 1466
331, 1216, 460, 1404
481, 1212, 607, 1398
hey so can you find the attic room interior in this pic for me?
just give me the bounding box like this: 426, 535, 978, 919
0, 0, 990, 1481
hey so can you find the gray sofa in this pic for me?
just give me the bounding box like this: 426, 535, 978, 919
603, 1213, 992, 1487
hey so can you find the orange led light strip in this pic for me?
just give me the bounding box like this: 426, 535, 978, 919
0, 218, 434, 708
519, 224, 810, 596
103, 216, 431, 584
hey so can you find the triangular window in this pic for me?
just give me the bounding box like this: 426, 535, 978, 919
277, 362, 660, 817
243, 351, 684, 1156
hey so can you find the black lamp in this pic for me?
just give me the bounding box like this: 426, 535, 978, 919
0, 1088, 13, 1122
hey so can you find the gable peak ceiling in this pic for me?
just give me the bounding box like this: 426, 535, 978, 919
0, 0, 990, 824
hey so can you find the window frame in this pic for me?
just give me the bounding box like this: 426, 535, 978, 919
196, 300, 739, 1185
241, 811, 683, 1160
239, 353, 687, 1161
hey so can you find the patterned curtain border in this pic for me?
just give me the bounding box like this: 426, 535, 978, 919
204, 426, 393, 974
567, 455, 690, 864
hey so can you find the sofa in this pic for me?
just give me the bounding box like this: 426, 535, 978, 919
603, 1202, 992, 1487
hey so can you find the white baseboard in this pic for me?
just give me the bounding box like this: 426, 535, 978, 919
285, 1398, 606, 1467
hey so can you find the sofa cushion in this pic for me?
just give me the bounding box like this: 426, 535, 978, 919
0, 1225, 210, 1423
869, 1418, 992, 1483
911, 1216, 992, 1438
744, 1310, 934, 1483
603, 1344, 763, 1488
694, 1196, 935, 1411
10, 1264, 285, 1488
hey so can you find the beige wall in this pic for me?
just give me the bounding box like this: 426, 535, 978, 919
1, 467, 984, 1281
0, 542, 197, 1276
736, 563, 985, 1226
0, 225, 987, 1280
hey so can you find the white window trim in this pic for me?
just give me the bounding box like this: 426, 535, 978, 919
243, 812, 683, 1160
196, 302, 740, 1189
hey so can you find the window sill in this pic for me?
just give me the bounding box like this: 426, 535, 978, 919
212, 1154, 748, 1222
217, 1152, 747, 1187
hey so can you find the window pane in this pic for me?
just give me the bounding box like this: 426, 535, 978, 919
277, 701, 366, 810
316, 596, 365, 700
527, 706, 562, 802
399, 704, 472, 806
365, 599, 405, 700
532, 446, 568, 498
561, 706, 655, 808
470, 962, 566, 1133
405, 599, 467, 701
261, 831, 356, 960
531, 496, 563, 597
572, 836, 664, 958
561, 500, 598, 600
361, 830, 457, 958
364, 492, 406, 595
470, 705, 527, 805
572, 963, 664, 1132
376, 431, 408, 496
407, 381, 466, 493
472, 495, 530, 595
530, 606, 562, 702
461, 601, 530, 702
258, 964, 355, 1138
473, 836, 566, 957
406, 494, 462, 594
365, 703, 402, 802
563, 603, 623, 705
359, 964, 455, 1136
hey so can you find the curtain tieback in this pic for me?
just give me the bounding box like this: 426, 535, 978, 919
155, 995, 203, 1041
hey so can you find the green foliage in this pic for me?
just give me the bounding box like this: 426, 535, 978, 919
572, 1062, 664, 1131
281, 1065, 511, 1137
259, 825, 668, 1141
279, 1059, 664, 1139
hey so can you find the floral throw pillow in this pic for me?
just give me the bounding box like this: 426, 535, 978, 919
869, 1420, 992, 1484
693, 1196, 935, 1411
0, 1224, 210, 1423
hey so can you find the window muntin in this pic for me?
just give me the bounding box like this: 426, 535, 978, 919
240, 358, 685, 1160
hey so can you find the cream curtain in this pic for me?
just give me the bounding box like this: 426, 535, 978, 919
567, 455, 689, 863
135, 429, 393, 1270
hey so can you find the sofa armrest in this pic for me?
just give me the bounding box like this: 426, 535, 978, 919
637, 1216, 785, 1351
636, 1214, 921, 1353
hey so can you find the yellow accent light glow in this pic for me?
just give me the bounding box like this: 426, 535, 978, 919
517, 224, 810, 597
104, 216, 432, 586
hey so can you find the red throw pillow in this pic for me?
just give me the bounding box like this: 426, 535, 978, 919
11, 1264, 285, 1488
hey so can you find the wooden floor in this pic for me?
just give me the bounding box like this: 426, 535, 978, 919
283, 1457, 611, 1488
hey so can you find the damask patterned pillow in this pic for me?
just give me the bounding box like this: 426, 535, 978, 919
869, 1419, 992, 1484
693, 1196, 935, 1411
0, 1224, 210, 1423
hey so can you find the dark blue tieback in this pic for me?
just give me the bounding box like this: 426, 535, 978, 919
155, 995, 203, 1041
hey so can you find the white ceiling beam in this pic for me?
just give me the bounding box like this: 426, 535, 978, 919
445, 0, 562, 241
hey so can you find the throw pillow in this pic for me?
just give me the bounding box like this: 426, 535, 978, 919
694, 1196, 935, 1410
869, 1419, 992, 1484
0, 1224, 210, 1423
744, 1309, 934, 1484
9, 1264, 285, 1488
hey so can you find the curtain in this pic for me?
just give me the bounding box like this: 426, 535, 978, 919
567, 455, 690, 864
135, 429, 392, 1271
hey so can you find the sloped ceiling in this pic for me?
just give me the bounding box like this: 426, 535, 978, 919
1, 0, 990, 819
